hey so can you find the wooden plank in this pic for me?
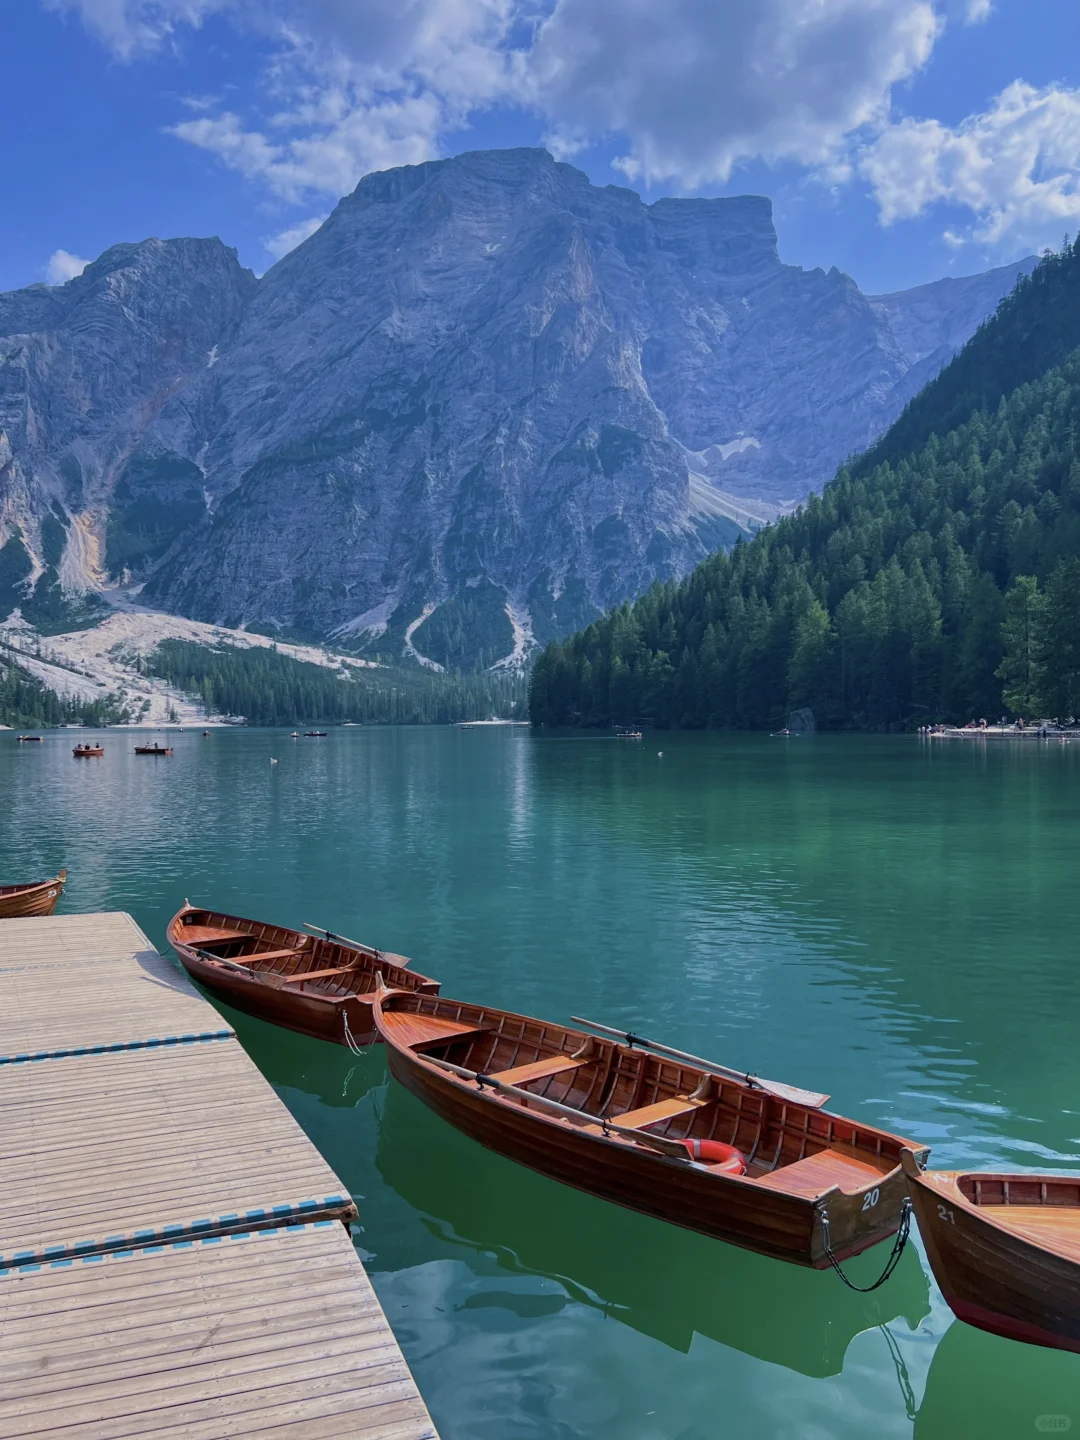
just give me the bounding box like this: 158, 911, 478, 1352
0, 1223, 438, 1438
0, 912, 155, 969
614, 1096, 705, 1130
489, 1055, 591, 1086
0, 911, 439, 1437
0, 955, 234, 1061
0, 1040, 354, 1265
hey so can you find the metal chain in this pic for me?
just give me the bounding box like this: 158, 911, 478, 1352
820, 1199, 912, 1292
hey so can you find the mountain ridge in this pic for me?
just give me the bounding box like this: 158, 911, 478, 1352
0, 147, 1034, 667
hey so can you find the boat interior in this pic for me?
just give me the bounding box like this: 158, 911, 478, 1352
173, 909, 434, 997
955, 1173, 1080, 1257
380, 995, 903, 1195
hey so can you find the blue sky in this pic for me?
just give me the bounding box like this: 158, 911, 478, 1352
7, 0, 1080, 295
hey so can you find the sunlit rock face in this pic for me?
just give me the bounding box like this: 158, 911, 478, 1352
0, 149, 1030, 662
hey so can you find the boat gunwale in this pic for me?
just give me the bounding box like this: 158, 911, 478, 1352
0, 872, 67, 901
905, 1158, 1080, 1263
375, 989, 921, 1207
167, 903, 438, 997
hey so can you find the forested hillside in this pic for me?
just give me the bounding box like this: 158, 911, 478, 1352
529, 242, 1080, 731
147, 641, 526, 726
0, 652, 128, 728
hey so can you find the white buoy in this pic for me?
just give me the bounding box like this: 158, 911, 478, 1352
657, 751, 663, 757
270, 757, 278, 765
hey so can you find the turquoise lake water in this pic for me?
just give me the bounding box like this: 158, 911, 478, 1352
4, 726, 1080, 1437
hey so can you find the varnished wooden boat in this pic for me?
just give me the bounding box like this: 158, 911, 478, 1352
73, 744, 104, 757
0, 870, 67, 919
901, 1147, 1080, 1353
168, 905, 440, 1046
373, 990, 929, 1267
134, 743, 173, 755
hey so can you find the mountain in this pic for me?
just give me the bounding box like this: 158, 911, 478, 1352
0, 148, 1032, 666
528, 242, 1080, 731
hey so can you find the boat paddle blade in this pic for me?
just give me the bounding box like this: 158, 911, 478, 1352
753, 1078, 831, 1109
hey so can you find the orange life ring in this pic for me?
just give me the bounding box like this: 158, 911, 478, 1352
683, 1138, 746, 1174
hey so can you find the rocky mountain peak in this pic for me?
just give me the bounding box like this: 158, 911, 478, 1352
0, 149, 1034, 665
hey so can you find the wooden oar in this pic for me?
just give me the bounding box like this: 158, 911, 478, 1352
570, 1017, 830, 1109
424, 1055, 691, 1160
303, 923, 379, 958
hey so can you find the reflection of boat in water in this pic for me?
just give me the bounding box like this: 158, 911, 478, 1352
240, 1019, 388, 1109
915, 1319, 1080, 1438
375, 1083, 930, 1378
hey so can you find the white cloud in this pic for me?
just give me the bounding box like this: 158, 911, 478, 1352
45, 249, 91, 284
47, 0, 951, 202
528, 0, 940, 189
262, 213, 328, 261
43, 0, 225, 59
861, 81, 1080, 246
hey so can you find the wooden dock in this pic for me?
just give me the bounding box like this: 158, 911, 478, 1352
0, 913, 438, 1439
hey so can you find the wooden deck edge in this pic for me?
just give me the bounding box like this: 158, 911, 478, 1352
0, 1197, 358, 1272
0, 1029, 235, 1067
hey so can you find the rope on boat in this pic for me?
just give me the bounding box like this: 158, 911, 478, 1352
879, 1323, 917, 1421
820, 1199, 912, 1292
342, 1009, 366, 1056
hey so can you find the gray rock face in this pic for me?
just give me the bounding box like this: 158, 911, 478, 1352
0, 148, 1032, 662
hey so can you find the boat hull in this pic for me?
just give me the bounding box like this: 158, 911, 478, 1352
168, 906, 439, 1049
0, 873, 66, 919
382, 1026, 913, 1268
175, 945, 376, 1045
904, 1160, 1080, 1353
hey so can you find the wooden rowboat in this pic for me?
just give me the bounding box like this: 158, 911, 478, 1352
373, 990, 929, 1267
73, 744, 104, 757
901, 1147, 1080, 1353
134, 744, 172, 755
168, 905, 440, 1047
0, 870, 67, 919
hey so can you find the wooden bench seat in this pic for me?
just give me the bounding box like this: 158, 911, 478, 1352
753, 1147, 887, 1197
489, 1055, 591, 1086
614, 1095, 706, 1130
279, 964, 359, 986
378, 1010, 494, 1054
236, 947, 307, 965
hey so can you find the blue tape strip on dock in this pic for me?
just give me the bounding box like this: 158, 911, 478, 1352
0, 1030, 235, 1066
0, 1220, 340, 1276
0, 1196, 352, 1273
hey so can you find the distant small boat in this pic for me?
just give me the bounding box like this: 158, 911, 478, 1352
72, 744, 104, 757
617, 731, 643, 740
167, 905, 440, 1047
202, 730, 211, 738
373, 992, 927, 1267
304, 730, 328, 738
134, 743, 173, 756
0, 869, 67, 919
16, 735, 43, 743
902, 1148, 1080, 1353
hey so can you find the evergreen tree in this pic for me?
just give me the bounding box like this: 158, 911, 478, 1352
996, 576, 1045, 717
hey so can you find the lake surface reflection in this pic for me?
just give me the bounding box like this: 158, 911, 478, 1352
4, 727, 1079, 1437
